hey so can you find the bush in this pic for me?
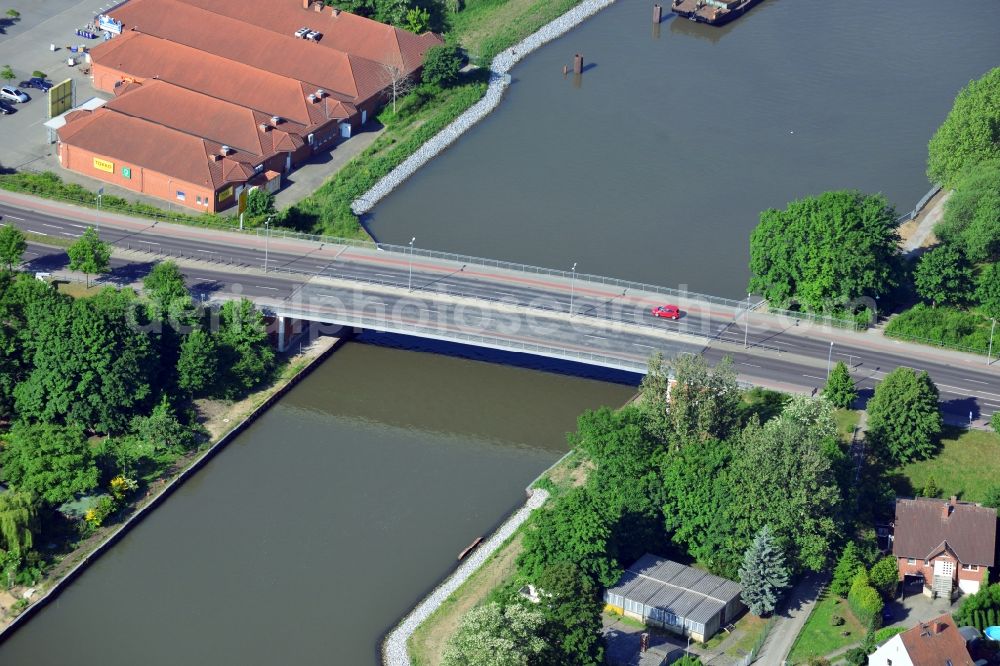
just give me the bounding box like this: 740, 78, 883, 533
848, 572, 884, 630
830, 614, 845, 626
422, 44, 463, 87
884, 303, 992, 353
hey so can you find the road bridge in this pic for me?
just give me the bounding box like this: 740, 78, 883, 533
3, 189, 999, 427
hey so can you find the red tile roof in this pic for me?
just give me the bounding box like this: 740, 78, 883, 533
168, 0, 442, 71
893, 497, 997, 566
898, 615, 974, 666
109, 0, 392, 102
59, 108, 256, 190
105, 79, 307, 158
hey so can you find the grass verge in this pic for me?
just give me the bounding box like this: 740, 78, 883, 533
787, 591, 864, 664
408, 530, 524, 666
884, 303, 991, 355
834, 409, 861, 444
894, 426, 1000, 502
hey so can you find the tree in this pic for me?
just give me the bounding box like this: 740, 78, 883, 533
868, 557, 899, 600
0, 423, 98, 505
217, 299, 274, 396
14, 288, 155, 432
422, 44, 463, 88
67, 227, 110, 287
982, 483, 1000, 509
727, 406, 843, 573
4, 9, 18, 20
379, 62, 415, 114
536, 562, 604, 665
0, 65, 13, 82
921, 476, 940, 499
739, 526, 790, 616
927, 67, 1000, 187
672, 658, 703, 666
405, 5, 430, 32
665, 354, 741, 446
866, 367, 943, 465
129, 398, 197, 455
442, 602, 547, 666
913, 245, 973, 306
0, 224, 26, 270
176, 328, 220, 396
748, 190, 901, 312
0, 491, 36, 555
823, 361, 857, 409
976, 261, 1000, 319
831, 543, 865, 597
143, 261, 189, 310
954, 583, 1000, 628
638, 351, 672, 445
517, 486, 621, 587
848, 571, 884, 629
243, 188, 275, 221
936, 160, 1000, 262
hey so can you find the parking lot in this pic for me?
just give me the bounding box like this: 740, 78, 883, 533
0, 0, 116, 171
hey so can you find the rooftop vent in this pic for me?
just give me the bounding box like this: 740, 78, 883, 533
270, 115, 282, 126
331, 8, 340, 16
210, 154, 222, 162
294, 26, 309, 38
220, 145, 232, 156
307, 93, 318, 103
259, 122, 270, 132
315, 88, 326, 98
305, 30, 321, 41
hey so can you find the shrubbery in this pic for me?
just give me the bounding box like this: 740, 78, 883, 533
884, 303, 992, 353
847, 572, 884, 630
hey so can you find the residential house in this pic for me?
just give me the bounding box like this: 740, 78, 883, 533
892, 496, 996, 599
868, 614, 977, 666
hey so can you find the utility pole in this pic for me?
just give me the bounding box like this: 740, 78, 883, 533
569, 262, 577, 316
96, 187, 103, 232
408, 237, 416, 292
264, 215, 271, 273
826, 340, 834, 379
744, 293, 751, 349
989, 318, 996, 365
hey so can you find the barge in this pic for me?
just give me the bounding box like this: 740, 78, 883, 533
671, 0, 763, 26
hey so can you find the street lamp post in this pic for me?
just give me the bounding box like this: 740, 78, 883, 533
826, 340, 834, 379
989, 318, 996, 365
744, 293, 751, 349
569, 262, 577, 316
96, 187, 103, 232
408, 237, 416, 292
263, 215, 271, 273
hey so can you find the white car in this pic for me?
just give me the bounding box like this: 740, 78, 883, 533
0, 86, 29, 103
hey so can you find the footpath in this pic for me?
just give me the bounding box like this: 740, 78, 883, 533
758, 575, 827, 665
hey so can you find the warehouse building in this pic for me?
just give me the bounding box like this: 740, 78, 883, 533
58, 0, 442, 212
604, 554, 744, 643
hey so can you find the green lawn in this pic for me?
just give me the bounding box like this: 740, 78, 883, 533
834, 409, 861, 444
896, 426, 1000, 502
787, 591, 864, 664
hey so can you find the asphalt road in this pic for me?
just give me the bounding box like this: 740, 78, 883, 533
3, 194, 999, 427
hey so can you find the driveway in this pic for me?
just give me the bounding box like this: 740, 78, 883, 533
883, 580, 956, 629
758, 574, 827, 665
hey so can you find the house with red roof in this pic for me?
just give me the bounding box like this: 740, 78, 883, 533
868, 614, 977, 666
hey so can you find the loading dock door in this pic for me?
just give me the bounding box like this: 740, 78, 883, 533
340, 123, 351, 138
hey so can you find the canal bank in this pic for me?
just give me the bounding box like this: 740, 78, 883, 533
0, 326, 350, 640
0, 342, 634, 665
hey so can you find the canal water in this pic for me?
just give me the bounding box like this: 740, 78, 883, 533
367, 0, 1000, 298
0, 343, 634, 665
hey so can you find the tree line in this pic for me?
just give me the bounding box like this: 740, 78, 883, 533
0, 226, 275, 587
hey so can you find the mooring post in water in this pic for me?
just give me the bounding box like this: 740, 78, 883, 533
562, 64, 568, 76
653, 3, 662, 23
573, 53, 583, 75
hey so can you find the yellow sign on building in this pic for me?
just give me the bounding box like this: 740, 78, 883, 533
93, 157, 115, 173
217, 185, 233, 203
48, 78, 75, 118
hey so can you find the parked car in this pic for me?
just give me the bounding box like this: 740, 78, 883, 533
0, 100, 15, 115
18, 77, 53, 92
0, 86, 29, 103
651, 304, 682, 320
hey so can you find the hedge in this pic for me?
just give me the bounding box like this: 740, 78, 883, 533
848, 573, 884, 630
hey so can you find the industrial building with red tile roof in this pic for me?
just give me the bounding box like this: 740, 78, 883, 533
57, 0, 442, 213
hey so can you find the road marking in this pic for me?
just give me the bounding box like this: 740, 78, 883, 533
983, 403, 1000, 409
61, 232, 79, 237
633, 343, 654, 348
966, 379, 989, 385
196, 250, 215, 254
67, 223, 86, 229
42, 223, 60, 229
374, 273, 396, 279
255, 286, 279, 291
802, 374, 825, 381
4, 215, 24, 221
144, 241, 160, 245
741, 363, 762, 368
584, 335, 605, 340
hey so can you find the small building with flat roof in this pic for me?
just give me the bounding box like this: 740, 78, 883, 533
604, 554, 744, 643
